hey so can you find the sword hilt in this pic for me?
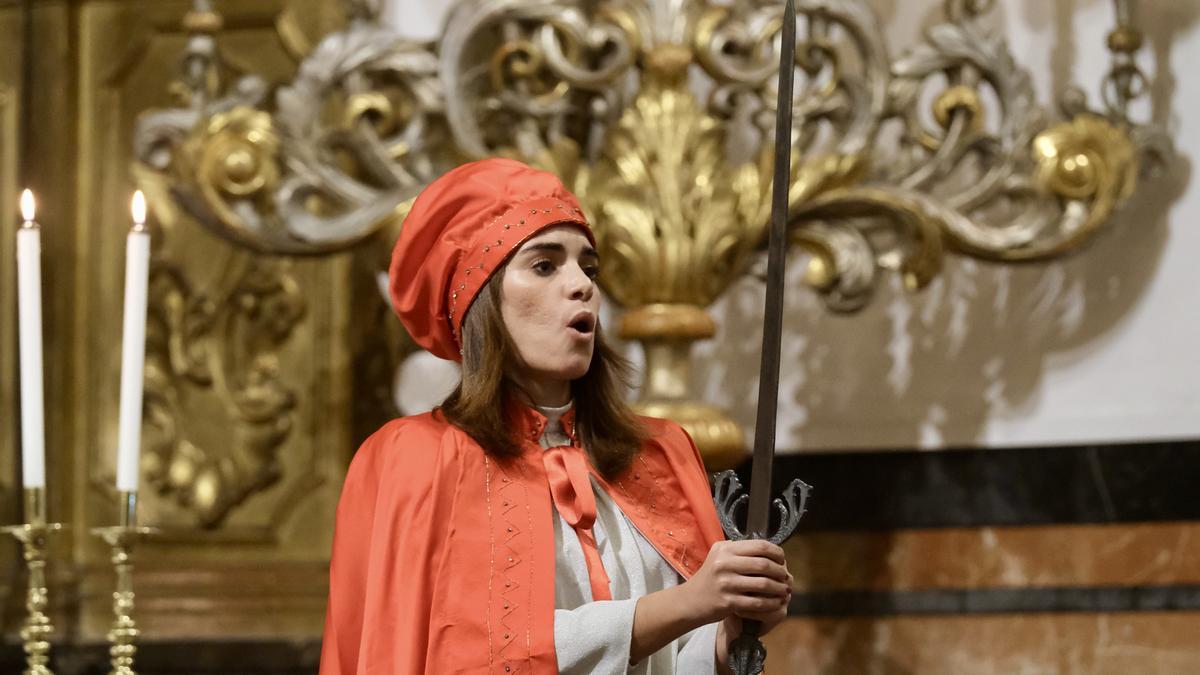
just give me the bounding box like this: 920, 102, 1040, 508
712, 470, 811, 675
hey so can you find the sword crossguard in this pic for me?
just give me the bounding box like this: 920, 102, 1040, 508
713, 470, 811, 545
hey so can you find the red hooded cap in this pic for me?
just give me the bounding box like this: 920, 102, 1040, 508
388, 158, 595, 361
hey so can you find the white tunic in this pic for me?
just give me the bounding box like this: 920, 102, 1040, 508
539, 403, 718, 675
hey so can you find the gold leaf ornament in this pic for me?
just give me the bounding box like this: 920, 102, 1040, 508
488, 39, 572, 105
340, 91, 404, 137
1033, 114, 1137, 203
1026, 114, 1139, 255
181, 106, 282, 223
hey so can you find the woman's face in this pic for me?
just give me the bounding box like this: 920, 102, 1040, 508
500, 225, 601, 404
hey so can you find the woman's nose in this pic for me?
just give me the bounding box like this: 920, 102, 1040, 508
567, 264, 594, 301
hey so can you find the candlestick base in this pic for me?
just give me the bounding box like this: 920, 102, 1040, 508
3, 487, 64, 675
90, 491, 157, 675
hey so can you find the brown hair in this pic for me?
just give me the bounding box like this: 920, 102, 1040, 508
439, 267, 645, 479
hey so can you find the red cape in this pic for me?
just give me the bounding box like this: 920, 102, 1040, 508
320, 404, 725, 674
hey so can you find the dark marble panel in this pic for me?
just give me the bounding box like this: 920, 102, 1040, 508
737, 439, 1200, 530
789, 584, 1200, 617
0, 640, 321, 675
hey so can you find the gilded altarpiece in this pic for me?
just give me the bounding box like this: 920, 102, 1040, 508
2, 0, 357, 643
1, 0, 79, 639
0, 7, 25, 630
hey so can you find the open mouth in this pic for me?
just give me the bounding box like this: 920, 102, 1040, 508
567, 312, 596, 336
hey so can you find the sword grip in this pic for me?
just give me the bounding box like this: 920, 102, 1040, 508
727, 618, 767, 675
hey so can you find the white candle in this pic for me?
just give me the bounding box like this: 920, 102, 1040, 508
116, 191, 151, 492
16, 189, 45, 489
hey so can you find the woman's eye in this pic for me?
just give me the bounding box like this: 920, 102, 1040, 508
532, 260, 555, 275
584, 265, 600, 280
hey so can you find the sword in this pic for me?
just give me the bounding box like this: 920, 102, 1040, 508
713, 1, 812, 673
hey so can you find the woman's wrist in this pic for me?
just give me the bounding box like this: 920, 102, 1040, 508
714, 618, 735, 675
630, 583, 711, 664
675, 577, 714, 626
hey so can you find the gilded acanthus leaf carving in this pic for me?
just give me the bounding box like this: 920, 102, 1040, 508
586, 63, 766, 308
135, 163, 307, 527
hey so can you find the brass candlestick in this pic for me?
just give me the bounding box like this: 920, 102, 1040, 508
91, 491, 154, 675
3, 487, 63, 675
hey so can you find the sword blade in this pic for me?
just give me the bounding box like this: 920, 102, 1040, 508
746, 0, 796, 539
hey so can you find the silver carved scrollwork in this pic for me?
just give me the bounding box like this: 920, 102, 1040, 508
135, 0, 1171, 285
137, 0, 443, 255
134, 0, 1174, 471
786, 0, 1172, 310
439, 0, 639, 159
